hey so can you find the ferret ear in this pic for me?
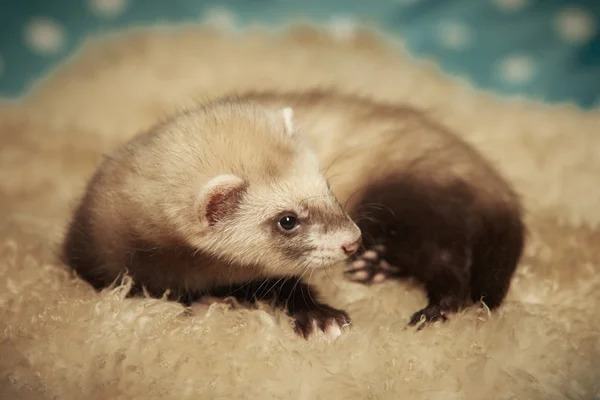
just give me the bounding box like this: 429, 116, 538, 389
198, 174, 247, 227
281, 107, 294, 137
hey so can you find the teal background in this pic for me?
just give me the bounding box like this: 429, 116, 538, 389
0, 0, 599, 108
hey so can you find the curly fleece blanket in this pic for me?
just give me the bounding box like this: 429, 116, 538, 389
1, 24, 599, 400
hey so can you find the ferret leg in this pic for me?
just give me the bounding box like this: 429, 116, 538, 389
272, 278, 351, 341
408, 259, 469, 330
204, 278, 351, 340
344, 244, 406, 283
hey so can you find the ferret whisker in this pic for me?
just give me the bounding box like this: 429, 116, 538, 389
351, 215, 379, 225
352, 202, 394, 214
322, 261, 340, 289
253, 277, 275, 301
306, 269, 330, 314
351, 218, 385, 236
259, 276, 286, 302
224, 264, 269, 297
342, 187, 364, 213
298, 270, 313, 312
285, 268, 310, 308
270, 275, 292, 300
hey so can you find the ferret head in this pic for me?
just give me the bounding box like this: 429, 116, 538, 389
179, 100, 362, 276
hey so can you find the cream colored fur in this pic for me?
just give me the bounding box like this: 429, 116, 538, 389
70, 100, 357, 289
1, 24, 599, 399
240, 92, 520, 216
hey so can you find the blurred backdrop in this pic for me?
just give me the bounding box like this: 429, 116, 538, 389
0, 0, 598, 108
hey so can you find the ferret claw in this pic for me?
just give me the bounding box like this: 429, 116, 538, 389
408, 305, 448, 330
293, 306, 351, 341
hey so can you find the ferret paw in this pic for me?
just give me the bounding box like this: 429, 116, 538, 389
344, 244, 403, 284
408, 305, 448, 330
292, 306, 351, 342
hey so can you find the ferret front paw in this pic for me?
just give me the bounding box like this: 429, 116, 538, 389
344, 244, 403, 284
292, 306, 351, 342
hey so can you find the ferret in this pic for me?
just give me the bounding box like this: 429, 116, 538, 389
62, 90, 524, 337
62, 99, 361, 339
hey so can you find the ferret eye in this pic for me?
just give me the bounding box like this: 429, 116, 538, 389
278, 215, 298, 231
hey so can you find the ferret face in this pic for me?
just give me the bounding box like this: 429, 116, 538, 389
236, 159, 363, 275
191, 109, 360, 275
205, 180, 361, 278
179, 103, 361, 276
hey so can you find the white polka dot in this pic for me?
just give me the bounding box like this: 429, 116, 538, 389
494, 0, 529, 12
499, 55, 535, 84
88, 0, 129, 18
24, 17, 66, 55
393, 0, 422, 4
555, 7, 596, 45
203, 8, 237, 31
438, 22, 472, 50
327, 16, 358, 41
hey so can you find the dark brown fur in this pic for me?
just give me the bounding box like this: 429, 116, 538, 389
350, 173, 524, 327
193, 278, 350, 338
235, 89, 525, 328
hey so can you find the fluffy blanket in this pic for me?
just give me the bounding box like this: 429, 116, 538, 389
1, 24, 599, 400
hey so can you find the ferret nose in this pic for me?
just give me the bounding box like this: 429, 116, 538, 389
342, 239, 360, 256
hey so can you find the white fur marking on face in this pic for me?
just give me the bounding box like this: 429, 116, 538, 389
308, 228, 361, 264
282, 107, 294, 137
